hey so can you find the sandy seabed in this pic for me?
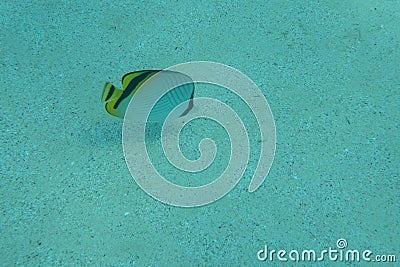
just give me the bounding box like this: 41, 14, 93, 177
1, 1, 399, 266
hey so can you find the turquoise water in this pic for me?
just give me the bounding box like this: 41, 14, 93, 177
1, 1, 399, 266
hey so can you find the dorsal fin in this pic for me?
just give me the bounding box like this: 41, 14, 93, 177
121, 70, 159, 91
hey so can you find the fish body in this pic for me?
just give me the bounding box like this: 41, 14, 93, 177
102, 70, 194, 121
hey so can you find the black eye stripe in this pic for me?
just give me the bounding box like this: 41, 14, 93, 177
104, 84, 115, 102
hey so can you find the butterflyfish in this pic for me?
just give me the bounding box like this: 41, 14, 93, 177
102, 70, 194, 122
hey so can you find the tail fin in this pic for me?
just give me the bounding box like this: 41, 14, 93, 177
102, 83, 122, 102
